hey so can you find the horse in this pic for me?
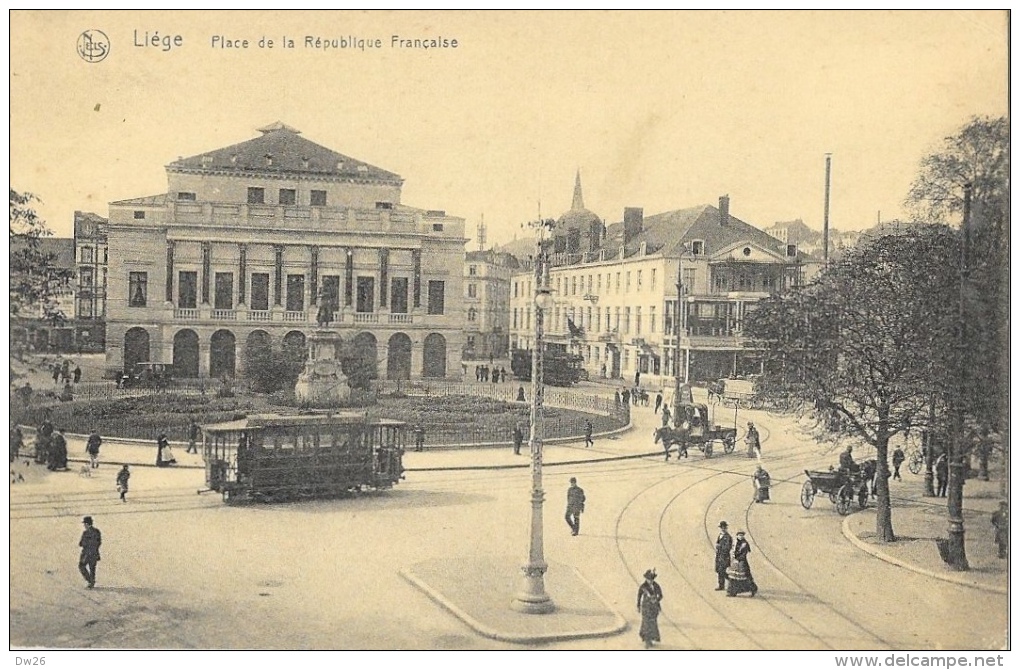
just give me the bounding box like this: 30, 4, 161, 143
654, 426, 689, 461
859, 458, 878, 498
707, 379, 725, 404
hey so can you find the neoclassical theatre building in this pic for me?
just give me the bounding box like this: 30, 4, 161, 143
105, 122, 466, 381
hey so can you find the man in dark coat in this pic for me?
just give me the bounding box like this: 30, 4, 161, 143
187, 419, 201, 454
714, 521, 733, 590
86, 430, 102, 469
565, 477, 586, 536
935, 453, 948, 497
891, 447, 905, 481
78, 516, 102, 588
991, 501, 1009, 559
584, 420, 594, 448
512, 425, 524, 455
654, 391, 663, 414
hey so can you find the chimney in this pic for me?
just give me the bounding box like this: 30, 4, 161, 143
719, 195, 730, 226
623, 207, 644, 244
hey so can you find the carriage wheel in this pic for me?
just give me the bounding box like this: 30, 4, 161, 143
908, 452, 923, 475
836, 485, 853, 516
724, 435, 735, 454
829, 491, 839, 504
800, 481, 815, 509
858, 485, 869, 509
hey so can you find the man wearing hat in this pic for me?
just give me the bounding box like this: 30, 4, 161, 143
565, 477, 586, 536
78, 516, 102, 588
714, 520, 733, 590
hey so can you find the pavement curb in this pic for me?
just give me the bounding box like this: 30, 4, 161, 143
840, 513, 1008, 595
400, 565, 628, 644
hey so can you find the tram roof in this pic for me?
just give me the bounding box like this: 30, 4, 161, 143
200, 413, 406, 434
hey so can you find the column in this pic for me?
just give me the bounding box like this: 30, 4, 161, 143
165, 241, 175, 303
273, 245, 284, 307
238, 244, 247, 307
201, 242, 211, 305
411, 338, 424, 380
199, 341, 211, 379
310, 245, 319, 306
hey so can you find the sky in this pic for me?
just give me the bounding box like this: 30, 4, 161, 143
9, 10, 1009, 247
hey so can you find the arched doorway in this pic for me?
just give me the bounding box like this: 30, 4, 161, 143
172, 329, 200, 378
423, 333, 447, 378
209, 329, 236, 379
123, 327, 150, 372
387, 333, 412, 380
352, 332, 378, 382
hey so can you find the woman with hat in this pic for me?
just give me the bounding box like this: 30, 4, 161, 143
727, 530, 758, 597
636, 568, 663, 648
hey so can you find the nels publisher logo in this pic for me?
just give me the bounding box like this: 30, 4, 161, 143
77, 29, 110, 63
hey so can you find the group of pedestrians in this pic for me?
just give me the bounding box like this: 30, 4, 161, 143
50, 359, 83, 386
473, 365, 507, 383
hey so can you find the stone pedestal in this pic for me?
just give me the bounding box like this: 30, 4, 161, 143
294, 330, 351, 407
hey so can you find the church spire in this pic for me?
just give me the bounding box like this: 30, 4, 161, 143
571, 169, 585, 211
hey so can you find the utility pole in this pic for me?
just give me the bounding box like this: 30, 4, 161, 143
823, 153, 832, 266
944, 183, 972, 571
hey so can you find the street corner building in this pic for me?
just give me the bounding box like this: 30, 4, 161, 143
104, 122, 467, 382
508, 174, 824, 386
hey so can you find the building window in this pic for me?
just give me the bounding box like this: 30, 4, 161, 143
468, 307, 477, 322
79, 267, 95, 287
427, 280, 445, 315
637, 270, 642, 290
468, 283, 477, 298
286, 274, 305, 312
81, 246, 94, 264
556, 277, 562, 295
513, 308, 518, 329
179, 271, 198, 309
636, 307, 642, 334
104, 248, 108, 264
310, 190, 327, 207
247, 187, 265, 204
129, 272, 148, 307
597, 274, 602, 292
626, 272, 631, 292
682, 268, 696, 294
321, 275, 341, 311
432, 223, 444, 231
571, 277, 577, 296
356, 277, 375, 313
469, 265, 477, 276
467, 335, 476, 349
615, 272, 621, 292
513, 281, 518, 299
77, 294, 94, 319
214, 273, 234, 310
279, 188, 296, 206
624, 307, 631, 333
176, 192, 196, 201
651, 269, 656, 290
614, 307, 621, 332
650, 306, 656, 333
390, 277, 409, 313
691, 240, 704, 255
133, 211, 145, 220
250, 273, 270, 311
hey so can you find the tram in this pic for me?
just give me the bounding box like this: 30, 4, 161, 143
511, 347, 584, 386
200, 413, 406, 504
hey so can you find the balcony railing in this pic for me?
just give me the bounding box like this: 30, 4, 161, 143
211, 309, 236, 320
388, 313, 413, 324
283, 311, 307, 322
175, 308, 200, 319
247, 310, 272, 321
353, 313, 379, 324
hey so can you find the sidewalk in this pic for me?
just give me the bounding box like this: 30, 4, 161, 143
842, 476, 1008, 594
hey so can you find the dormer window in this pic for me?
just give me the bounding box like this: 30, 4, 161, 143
375, 202, 393, 210
176, 192, 196, 201
200, 155, 213, 167
133, 210, 145, 220
264, 154, 274, 167
357, 165, 369, 172
336, 161, 345, 170
301, 156, 310, 169
691, 240, 704, 255
786, 244, 797, 257
231, 154, 239, 165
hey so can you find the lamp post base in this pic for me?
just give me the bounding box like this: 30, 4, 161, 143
511, 564, 555, 614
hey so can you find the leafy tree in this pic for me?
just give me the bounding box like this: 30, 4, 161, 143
744, 226, 961, 542
905, 116, 1008, 446
243, 343, 304, 394
9, 189, 72, 324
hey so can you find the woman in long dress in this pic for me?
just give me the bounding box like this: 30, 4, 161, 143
636, 569, 663, 648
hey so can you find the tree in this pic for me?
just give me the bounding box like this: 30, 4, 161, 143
244, 343, 304, 394
744, 226, 961, 542
905, 116, 1008, 461
10, 189, 72, 325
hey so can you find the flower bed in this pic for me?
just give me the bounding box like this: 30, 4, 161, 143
12, 392, 626, 447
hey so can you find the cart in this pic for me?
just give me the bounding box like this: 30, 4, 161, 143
800, 468, 869, 516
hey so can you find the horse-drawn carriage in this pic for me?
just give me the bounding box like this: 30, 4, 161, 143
800, 460, 875, 516
708, 378, 758, 408
654, 403, 737, 459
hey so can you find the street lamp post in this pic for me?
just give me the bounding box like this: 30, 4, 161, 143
512, 218, 556, 614
944, 183, 972, 571
673, 246, 690, 409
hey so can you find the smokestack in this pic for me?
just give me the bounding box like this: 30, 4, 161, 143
624, 207, 644, 244
719, 195, 730, 226
823, 154, 832, 264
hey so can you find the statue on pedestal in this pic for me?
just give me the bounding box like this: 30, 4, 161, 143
294, 330, 351, 407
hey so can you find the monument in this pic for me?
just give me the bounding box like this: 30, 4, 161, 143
294, 302, 351, 406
